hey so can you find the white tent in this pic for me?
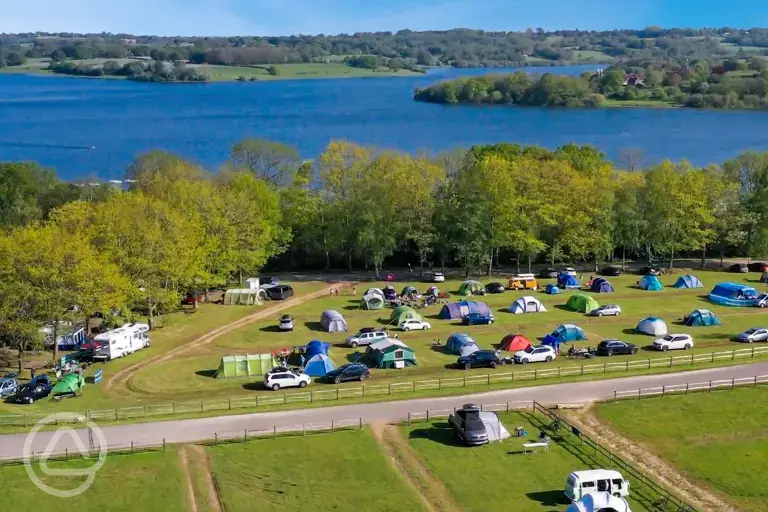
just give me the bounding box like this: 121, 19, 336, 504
223, 288, 264, 305
508, 296, 547, 315
636, 317, 667, 336
479, 412, 511, 442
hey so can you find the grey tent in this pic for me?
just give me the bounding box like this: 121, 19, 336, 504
320, 310, 348, 332
479, 412, 511, 442
360, 293, 385, 310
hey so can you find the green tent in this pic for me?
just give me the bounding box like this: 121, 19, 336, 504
389, 306, 422, 325
566, 293, 600, 313
52, 373, 85, 395
458, 280, 483, 296
360, 293, 385, 310
214, 354, 278, 379
368, 339, 417, 369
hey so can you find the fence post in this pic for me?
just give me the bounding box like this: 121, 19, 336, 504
662, 386, 665, 397
359, 418, 363, 431
408, 412, 411, 426
310, 392, 313, 403
625, 361, 628, 372
257, 395, 261, 407
487, 373, 491, 385
273, 426, 276, 438
732, 350, 736, 360
172, 402, 176, 414
438, 378, 442, 389
131, 441, 134, 453
65, 448, 68, 461
114, 410, 117, 421
200, 400, 204, 412
23, 413, 27, 428
163, 439, 166, 451
603, 364, 606, 374
245, 430, 248, 443
331, 421, 335, 432
669, 357, 673, 368
686, 383, 689, 395
581, 365, 584, 375
506, 401, 510, 413
426, 410, 430, 421
362, 385, 365, 397
535, 370, 538, 380
389, 383, 392, 395
144, 406, 147, 418
732, 378, 735, 389
214, 433, 218, 446
755, 376, 758, 387
709, 380, 712, 392
303, 424, 306, 436
712, 352, 715, 363
229, 399, 232, 410
647, 358, 651, 369
753, 347, 756, 359
413, 381, 416, 392
613, 391, 617, 402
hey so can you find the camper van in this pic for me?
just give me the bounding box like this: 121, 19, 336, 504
507, 274, 538, 291
565, 469, 630, 501
93, 325, 150, 362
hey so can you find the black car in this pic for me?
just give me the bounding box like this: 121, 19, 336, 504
600, 266, 622, 276
729, 263, 748, 273
484, 282, 505, 294
457, 350, 502, 370
267, 285, 294, 300
12, 375, 52, 404
748, 262, 768, 273
596, 340, 638, 356
637, 266, 663, 276
260, 276, 280, 286
539, 268, 558, 279
325, 363, 370, 384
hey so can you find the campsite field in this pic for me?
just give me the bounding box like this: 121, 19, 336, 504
404, 410, 658, 512
595, 385, 768, 511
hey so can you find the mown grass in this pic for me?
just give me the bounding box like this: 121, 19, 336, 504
209, 429, 426, 511
595, 386, 768, 511
0, 450, 185, 511
189, 63, 421, 82
603, 98, 677, 108
404, 411, 657, 511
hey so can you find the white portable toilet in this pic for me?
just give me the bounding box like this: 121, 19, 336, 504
245, 277, 260, 290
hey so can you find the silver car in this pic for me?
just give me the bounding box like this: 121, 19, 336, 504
738, 328, 768, 343
0, 377, 19, 397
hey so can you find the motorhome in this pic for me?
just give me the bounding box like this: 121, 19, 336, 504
92, 324, 150, 361
565, 469, 630, 501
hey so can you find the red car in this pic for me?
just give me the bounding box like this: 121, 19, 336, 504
386, 273, 396, 282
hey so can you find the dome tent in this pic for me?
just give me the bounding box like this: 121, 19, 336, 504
673, 275, 703, 289
364, 287, 384, 298
320, 310, 347, 332
446, 333, 479, 355
639, 275, 663, 291
566, 294, 599, 314
425, 286, 440, 297
684, 309, 721, 327
636, 317, 667, 336
545, 283, 561, 295
401, 285, 418, 297
360, 293, 385, 310
550, 324, 586, 342
508, 296, 547, 314
458, 280, 484, 296
304, 354, 335, 377
389, 306, 422, 325
558, 274, 579, 289
500, 334, 532, 352
306, 340, 330, 360
590, 278, 614, 293
438, 301, 491, 320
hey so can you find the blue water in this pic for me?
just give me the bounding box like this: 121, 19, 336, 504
1, 65, 768, 180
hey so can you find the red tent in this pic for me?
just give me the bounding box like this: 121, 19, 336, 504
500, 334, 532, 352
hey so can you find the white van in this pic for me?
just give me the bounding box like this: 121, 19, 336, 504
93, 325, 151, 361
565, 469, 630, 501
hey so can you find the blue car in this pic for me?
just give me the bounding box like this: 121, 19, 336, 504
462, 312, 495, 325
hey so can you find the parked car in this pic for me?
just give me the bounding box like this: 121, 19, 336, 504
457, 350, 502, 370
596, 340, 638, 356
737, 328, 768, 343
514, 345, 556, 364
345, 329, 387, 347
462, 312, 495, 325
12, 375, 52, 404
259, 276, 280, 289
590, 304, 622, 317
448, 404, 489, 446
729, 263, 748, 273
399, 319, 431, 331
758, 294, 768, 308
0, 376, 19, 397
425, 271, 445, 283
653, 334, 693, 351
560, 267, 577, 276
278, 314, 294, 331
485, 282, 505, 294
266, 284, 294, 301
637, 266, 663, 276
599, 266, 622, 276
263, 368, 310, 391
748, 262, 768, 272
324, 363, 370, 384
539, 268, 558, 279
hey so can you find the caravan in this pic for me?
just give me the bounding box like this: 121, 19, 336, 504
93, 324, 150, 361
565, 469, 630, 501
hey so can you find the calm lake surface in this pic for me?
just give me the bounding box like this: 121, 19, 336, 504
1, 65, 768, 180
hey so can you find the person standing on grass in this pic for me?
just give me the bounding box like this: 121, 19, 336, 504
352, 284, 357, 296
299, 354, 306, 369
30, 367, 36, 379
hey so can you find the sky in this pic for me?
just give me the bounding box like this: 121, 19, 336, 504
1, 0, 767, 37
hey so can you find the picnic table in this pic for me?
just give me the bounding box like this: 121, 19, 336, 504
523, 442, 549, 454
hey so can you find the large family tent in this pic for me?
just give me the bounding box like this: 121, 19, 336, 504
673, 275, 703, 289
215, 354, 278, 378
446, 333, 479, 356
708, 282, 759, 307
401, 285, 418, 297
639, 275, 663, 291
360, 293, 385, 310
590, 278, 614, 293
364, 287, 384, 297
52, 373, 85, 396
389, 306, 422, 325
320, 310, 348, 332
550, 324, 587, 342
305, 340, 330, 360
304, 354, 335, 377
558, 274, 580, 289
566, 294, 599, 314
545, 283, 562, 295
684, 309, 721, 327
509, 296, 547, 314
458, 280, 484, 296
636, 317, 667, 336
367, 338, 417, 369
438, 301, 491, 320
500, 334, 532, 352
223, 288, 264, 305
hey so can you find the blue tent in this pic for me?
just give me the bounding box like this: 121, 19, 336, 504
590, 278, 614, 293
558, 274, 579, 289
446, 333, 478, 354
438, 301, 491, 320
639, 275, 663, 291
545, 284, 561, 295
637, 316, 667, 336
550, 324, 586, 342
684, 309, 721, 327
673, 275, 703, 289
304, 354, 335, 377
306, 340, 330, 360
709, 282, 758, 307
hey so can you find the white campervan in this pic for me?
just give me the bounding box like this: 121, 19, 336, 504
565, 469, 630, 501
93, 324, 151, 361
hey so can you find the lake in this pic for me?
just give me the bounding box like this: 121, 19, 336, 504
1, 65, 768, 180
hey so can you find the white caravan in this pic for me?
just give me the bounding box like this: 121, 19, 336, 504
565, 469, 630, 501
93, 324, 151, 361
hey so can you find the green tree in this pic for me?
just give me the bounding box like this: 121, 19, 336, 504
230, 139, 300, 186
5, 52, 25, 67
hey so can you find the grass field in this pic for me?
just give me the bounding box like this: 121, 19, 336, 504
603, 98, 677, 108
198, 63, 422, 82
595, 386, 768, 511
0, 450, 185, 511
209, 429, 426, 511
404, 411, 659, 511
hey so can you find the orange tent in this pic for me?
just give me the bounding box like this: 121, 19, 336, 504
500, 334, 532, 352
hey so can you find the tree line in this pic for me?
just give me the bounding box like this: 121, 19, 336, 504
48, 59, 208, 82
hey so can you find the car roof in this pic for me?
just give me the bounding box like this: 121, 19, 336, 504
570, 469, 624, 480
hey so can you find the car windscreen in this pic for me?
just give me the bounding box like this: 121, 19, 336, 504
662, 335, 673, 341
746, 328, 757, 334
465, 419, 485, 432
524, 346, 534, 353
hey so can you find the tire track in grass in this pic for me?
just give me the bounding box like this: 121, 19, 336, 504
178, 446, 200, 512
189, 444, 224, 512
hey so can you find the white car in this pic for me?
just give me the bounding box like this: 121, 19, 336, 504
653, 334, 693, 351
399, 319, 431, 331
591, 304, 621, 317
263, 368, 311, 391
426, 271, 445, 283
514, 345, 557, 364
738, 328, 768, 343
757, 294, 768, 308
